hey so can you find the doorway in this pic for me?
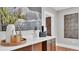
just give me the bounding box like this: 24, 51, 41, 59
46, 17, 51, 36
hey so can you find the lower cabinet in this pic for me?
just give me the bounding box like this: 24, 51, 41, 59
33, 42, 42, 51
47, 42, 56, 51
14, 39, 56, 51
14, 42, 47, 51
47, 39, 56, 51
14, 43, 43, 51
13, 42, 43, 51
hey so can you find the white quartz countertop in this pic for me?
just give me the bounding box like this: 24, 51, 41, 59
0, 36, 55, 51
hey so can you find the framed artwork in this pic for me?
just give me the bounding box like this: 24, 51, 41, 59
64, 13, 78, 39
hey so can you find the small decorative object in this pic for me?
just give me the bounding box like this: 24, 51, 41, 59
11, 35, 21, 43
33, 26, 39, 40
6, 24, 16, 43
39, 26, 47, 37
15, 19, 25, 39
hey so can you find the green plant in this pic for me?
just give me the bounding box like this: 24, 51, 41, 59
0, 7, 25, 24
14, 8, 25, 19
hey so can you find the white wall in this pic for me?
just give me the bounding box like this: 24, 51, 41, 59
42, 7, 57, 37
57, 7, 79, 46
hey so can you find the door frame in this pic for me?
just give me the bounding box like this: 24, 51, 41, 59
44, 11, 55, 36
44, 11, 55, 51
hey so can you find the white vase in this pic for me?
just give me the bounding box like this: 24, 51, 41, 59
33, 30, 40, 41
6, 24, 16, 43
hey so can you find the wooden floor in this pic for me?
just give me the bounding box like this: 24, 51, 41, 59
56, 46, 78, 51
47, 43, 56, 51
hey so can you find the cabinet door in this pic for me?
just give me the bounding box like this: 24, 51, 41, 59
47, 42, 52, 51
47, 39, 56, 51
33, 42, 42, 51
42, 41, 47, 51
14, 45, 32, 51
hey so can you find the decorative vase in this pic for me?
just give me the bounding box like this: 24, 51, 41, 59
2, 24, 7, 31
6, 24, 16, 43
11, 35, 21, 43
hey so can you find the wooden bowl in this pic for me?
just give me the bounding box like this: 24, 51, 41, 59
0, 38, 27, 47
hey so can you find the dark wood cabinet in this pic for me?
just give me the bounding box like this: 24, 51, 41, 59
13, 39, 56, 51
14, 41, 47, 51
42, 41, 47, 51
14, 42, 43, 51
33, 42, 42, 51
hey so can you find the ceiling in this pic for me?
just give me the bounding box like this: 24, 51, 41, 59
52, 7, 70, 11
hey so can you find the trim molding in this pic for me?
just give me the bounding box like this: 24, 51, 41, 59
56, 43, 79, 50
